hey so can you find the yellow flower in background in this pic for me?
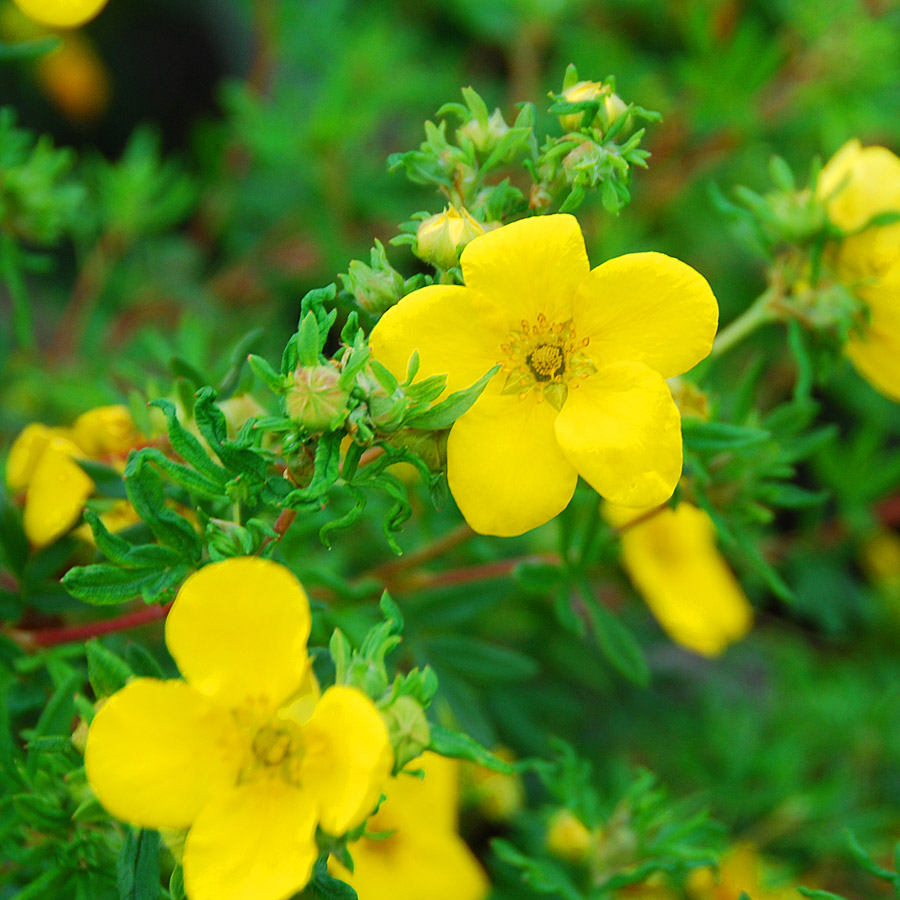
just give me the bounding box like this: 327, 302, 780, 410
686, 843, 799, 900
331, 752, 489, 900
85, 557, 393, 900
606, 502, 753, 657
11, 0, 108, 28
371, 214, 718, 536
818, 140, 900, 401
5, 405, 140, 547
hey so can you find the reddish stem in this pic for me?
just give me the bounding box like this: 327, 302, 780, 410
15, 602, 173, 648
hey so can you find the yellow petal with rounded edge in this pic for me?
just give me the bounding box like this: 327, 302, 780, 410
379, 752, 460, 834
447, 386, 577, 536
6, 423, 53, 492
72, 405, 138, 456
573, 252, 718, 379
165, 557, 311, 711
11, 0, 108, 27
845, 278, 900, 401
460, 214, 589, 326
183, 780, 317, 900
818, 140, 900, 232
85, 679, 242, 829
24, 439, 94, 547
369, 284, 507, 398
555, 361, 682, 508
300, 685, 393, 836
620, 504, 753, 656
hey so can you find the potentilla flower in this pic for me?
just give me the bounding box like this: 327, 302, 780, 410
370, 214, 719, 536
85, 557, 393, 900
330, 752, 488, 900
818, 140, 900, 401
605, 502, 753, 657
5, 405, 140, 547
12, 0, 108, 27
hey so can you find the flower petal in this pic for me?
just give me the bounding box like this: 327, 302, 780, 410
620, 504, 753, 656
183, 780, 317, 900
6, 423, 53, 493
300, 686, 393, 836
573, 252, 718, 379
447, 388, 577, 536
85, 679, 242, 829
24, 439, 94, 547
369, 284, 507, 397
72, 405, 139, 456
460, 214, 589, 325
555, 361, 682, 507
845, 279, 900, 401
165, 558, 311, 711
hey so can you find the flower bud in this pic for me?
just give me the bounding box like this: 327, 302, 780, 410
546, 809, 593, 863
458, 107, 510, 155
559, 80, 607, 131
462, 748, 525, 822
285, 366, 349, 432
414, 206, 486, 270
381, 695, 431, 771
341, 240, 406, 315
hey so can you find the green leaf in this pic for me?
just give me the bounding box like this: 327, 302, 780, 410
75, 459, 128, 499
149, 399, 230, 486
513, 560, 564, 594
581, 584, 649, 686
428, 635, 539, 682
404, 366, 499, 430
682, 419, 770, 452
125, 643, 166, 679
117, 829, 161, 900
248, 353, 286, 393
297, 311, 322, 366
797, 890, 850, 900
86, 640, 133, 697
309, 857, 358, 899
428, 724, 516, 773
63, 562, 188, 605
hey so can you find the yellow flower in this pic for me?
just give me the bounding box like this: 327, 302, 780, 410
85, 557, 393, 900
11, 0, 108, 28
461, 747, 524, 821
330, 752, 489, 900
370, 215, 718, 536
36, 32, 110, 122
606, 502, 753, 657
818, 140, 900, 401
546, 809, 593, 863
5, 405, 140, 547
686, 843, 799, 900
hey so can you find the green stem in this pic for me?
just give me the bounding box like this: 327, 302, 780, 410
0, 233, 35, 352
710, 289, 778, 359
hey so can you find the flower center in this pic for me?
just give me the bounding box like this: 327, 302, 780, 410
499, 313, 595, 409
239, 719, 306, 786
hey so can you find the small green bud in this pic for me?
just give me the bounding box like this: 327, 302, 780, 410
389, 427, 447, 471
285, 365, 349, 432
382, 695, 431, 771
340, 239, 405, 315
458, 107, 510, 155
414, 206, 485, 270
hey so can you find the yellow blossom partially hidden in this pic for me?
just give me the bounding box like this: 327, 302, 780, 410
5, 405, 141, 547
686, 843, 800, 900
85, 557, 393, 900
331, 752, 489, 900
11, 0, 108, 28
371, 215, 718, 536
546, 809, 592, 863
461, 747, 524, 821
818, 140, 900, 401
36, 32, 110, 122
861, 528, 900, 583
607, 502, 753, 657
73, 500, 141, 545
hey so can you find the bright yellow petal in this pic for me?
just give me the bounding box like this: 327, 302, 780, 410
84, 679, 242, 829
573, 252, 718, 379
460, 214, 589, 325
11, 0, 108, 27
183, 781, 317, 900
379, 753, 460, 834
369, 284, 507, 397
819, 140, 900, 232
555, 362, 682, 507
6, 423, 53, 492
300, 686, 393, 836
845, 279, 900, 401
23, 439, 94, 547
447, 387, 577, 536
620, 504, 753, 656
165, 558, 311, 712
72, 405, 139, 456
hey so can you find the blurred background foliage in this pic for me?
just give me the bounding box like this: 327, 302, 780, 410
4, 0, 900, 897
